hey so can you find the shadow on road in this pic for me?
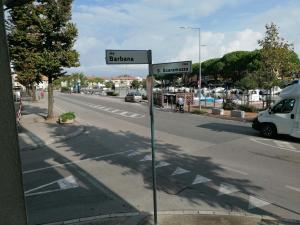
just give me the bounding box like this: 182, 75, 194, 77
19, 104, 300, 224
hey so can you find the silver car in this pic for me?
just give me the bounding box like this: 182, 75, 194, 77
125, 92, 142, 102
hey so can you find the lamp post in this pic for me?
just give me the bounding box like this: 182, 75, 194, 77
179, 26, 205, 110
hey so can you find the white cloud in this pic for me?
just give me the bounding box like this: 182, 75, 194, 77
70, 0, 300, 76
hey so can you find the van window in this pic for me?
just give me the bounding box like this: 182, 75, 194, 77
272, 98, 295, 113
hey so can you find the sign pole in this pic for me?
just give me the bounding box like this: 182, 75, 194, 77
147, 50, 157, 225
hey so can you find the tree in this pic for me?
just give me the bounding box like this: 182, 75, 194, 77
131, 80, 141, 90
105, 81, 114, 89
8, 0, 79, 118
7, 1, 42, 100
235, 74, 258, 105
258, 22, 298, 106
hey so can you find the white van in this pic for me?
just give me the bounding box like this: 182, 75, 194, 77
252, 80, 300, 138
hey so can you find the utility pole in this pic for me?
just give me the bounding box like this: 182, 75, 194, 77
0, 1, 27, 224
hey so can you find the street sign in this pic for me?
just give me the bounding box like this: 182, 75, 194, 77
106, 50, 150, 64
152, 61, 192, 75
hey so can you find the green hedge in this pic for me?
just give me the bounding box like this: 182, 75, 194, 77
59, 112, 75, 122
191, 109, 207, 115
106, 91, 119, 96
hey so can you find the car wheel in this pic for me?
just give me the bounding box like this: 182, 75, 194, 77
260, 124, 277, 138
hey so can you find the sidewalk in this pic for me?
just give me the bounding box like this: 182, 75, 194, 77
18, 98, 84, 151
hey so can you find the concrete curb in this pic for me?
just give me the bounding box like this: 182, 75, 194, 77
20, 125, 85, 151
40, 210, 299, 225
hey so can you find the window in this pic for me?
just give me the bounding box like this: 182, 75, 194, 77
272, 99, 295, 113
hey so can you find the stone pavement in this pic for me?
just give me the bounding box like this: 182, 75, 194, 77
18, 98, 84, 151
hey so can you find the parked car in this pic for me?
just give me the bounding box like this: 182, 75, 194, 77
125, 92, 142, 102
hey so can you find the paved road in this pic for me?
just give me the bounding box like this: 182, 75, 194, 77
21, 92, 300, 224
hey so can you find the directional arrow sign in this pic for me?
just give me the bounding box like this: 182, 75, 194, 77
106, 50, 150, 64
152, 61, 192, 75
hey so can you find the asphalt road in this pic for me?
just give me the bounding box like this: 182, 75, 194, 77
21, 92, 300, 224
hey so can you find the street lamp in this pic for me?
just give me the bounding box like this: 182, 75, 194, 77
179, 26, 206, 110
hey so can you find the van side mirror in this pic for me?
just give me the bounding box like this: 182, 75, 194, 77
268, 107, 273, 114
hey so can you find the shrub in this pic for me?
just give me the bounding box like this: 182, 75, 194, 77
61, 87, 70, 93
59, 112, 75, 122
106, 91, 119, 96
223, 99, 237, 110
191, 109, 207, 115
238, 104, 258, 112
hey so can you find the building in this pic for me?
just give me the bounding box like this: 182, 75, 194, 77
111, 75, 137, 88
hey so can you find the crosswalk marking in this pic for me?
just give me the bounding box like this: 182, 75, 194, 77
274, 140, 296, 150
86, 104, 145, 119
156, 161, 170, 168
171, 167, 190, 176
218, 183, 239, 195
248, 196, 271, 209
191, 174, 211, 185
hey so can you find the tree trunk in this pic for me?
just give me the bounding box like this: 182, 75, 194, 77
31, 85, 37, 101
47, 76, 54, 119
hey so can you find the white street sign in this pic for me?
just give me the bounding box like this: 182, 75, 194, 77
106, 50, 150, 64
152, 61, 192, 75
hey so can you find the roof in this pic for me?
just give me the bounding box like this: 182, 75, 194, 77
111, 75, 137, 81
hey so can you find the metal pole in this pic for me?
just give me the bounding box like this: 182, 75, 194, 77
148, 50, 157, 225
198, 28, 202, 110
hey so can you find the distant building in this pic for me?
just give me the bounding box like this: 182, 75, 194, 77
111, 75, 137, 87
37, 75, 48, 90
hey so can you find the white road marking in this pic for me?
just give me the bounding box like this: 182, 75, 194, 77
127, 151, 140, 157
25, 176, 78, 197
171, 167, 190, 176
129, 113, 141, 118
156, 161, 170, 168
191, 174, 211, 185
285, 185, 300, 193
57, 176, 78, 189
248, 196, 271, 209
23, 150, 132, 174
274, 140, 296, 150
140, 155, 152, 162
221, 166, 248, 176
86, 103, 145, 118
119, 111, 129, 116
250, 138, 300, 153
218, 183, 239, 195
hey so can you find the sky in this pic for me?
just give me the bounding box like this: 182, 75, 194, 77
67, 0, 300, 77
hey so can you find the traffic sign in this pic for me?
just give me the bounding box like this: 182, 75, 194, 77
152, 61, 192, 75
105, 50, 150, 64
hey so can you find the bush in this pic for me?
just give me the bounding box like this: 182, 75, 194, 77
106, 91, 119, 96
59, 112, 75, 122
238, 104, 258, 112
191, 109, 207, 115
61, 87, 70, 93
223, 99, 237, 110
